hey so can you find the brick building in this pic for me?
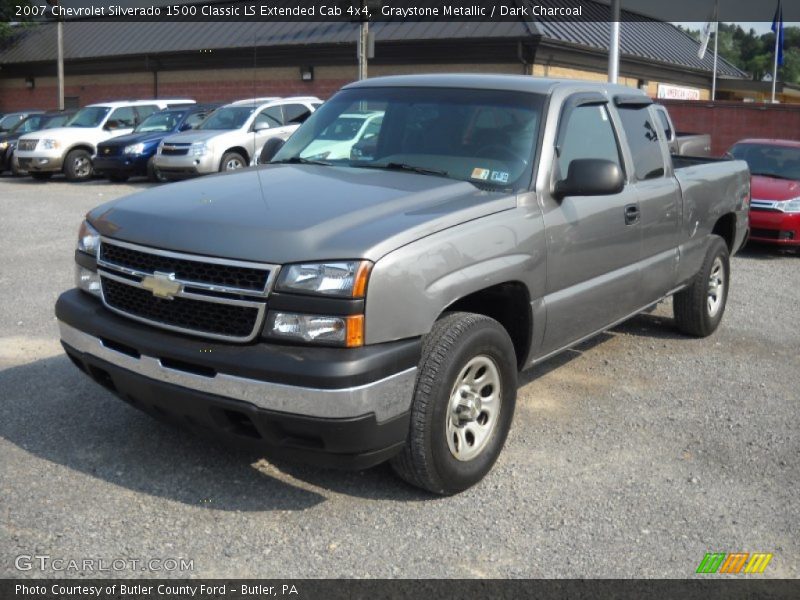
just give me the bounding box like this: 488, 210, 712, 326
0, 1, 746, 111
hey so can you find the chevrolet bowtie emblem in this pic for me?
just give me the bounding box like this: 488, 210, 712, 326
141, 272, 182, 299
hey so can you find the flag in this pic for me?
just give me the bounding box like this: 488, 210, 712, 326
772, 1, 784, 66
697, 1, 718, 60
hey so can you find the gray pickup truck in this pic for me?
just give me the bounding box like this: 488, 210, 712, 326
57, 75, 749, 494
654, 104, 712, 157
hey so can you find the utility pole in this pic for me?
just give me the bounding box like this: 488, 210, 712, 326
608, 0, 620, 83
357, 0, 368, 80
46, 0, 64, 109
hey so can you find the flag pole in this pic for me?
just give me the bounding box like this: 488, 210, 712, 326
608, 0, 620, 83
712, 20, 718, 101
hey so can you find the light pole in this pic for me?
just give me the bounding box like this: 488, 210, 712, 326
608, 0, 621, 83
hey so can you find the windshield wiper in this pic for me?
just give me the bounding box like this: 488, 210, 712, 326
361, 162, 449, 178
271, 156, 333, 166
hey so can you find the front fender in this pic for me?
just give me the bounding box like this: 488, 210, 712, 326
364, 205, 546, 345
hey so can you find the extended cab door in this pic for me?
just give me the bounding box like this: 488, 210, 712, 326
539, 94, 642, 356
614, 98, 681, 301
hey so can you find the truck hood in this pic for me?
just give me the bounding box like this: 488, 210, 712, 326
161, 130, 232, 145
88, 164, 516, 263
17, 126, 128, 148
98, 131, 169, 147
751, 175, 800, 201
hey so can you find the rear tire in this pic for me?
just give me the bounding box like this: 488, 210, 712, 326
673, 236, 730, 337
390, 312, 517, 495
64, 149, 93, 181
219, 151, 246, 172
30, 172, 53, 181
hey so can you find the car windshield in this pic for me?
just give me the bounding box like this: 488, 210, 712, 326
9, 115, 44, 135
274, 86, 544, 191
0, 114, 24, 131
43, 114, 70, 129
730, 143, 800, 181
66, 107, 111, 128
135, 111, 183, 133
198, 106, 254, 130
316, 116, 371, 141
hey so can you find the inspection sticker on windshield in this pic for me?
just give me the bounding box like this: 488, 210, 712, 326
490, 171, 509, 183
471, 167, 490, 181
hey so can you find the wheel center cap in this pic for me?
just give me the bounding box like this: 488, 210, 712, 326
454, 386, 482, 423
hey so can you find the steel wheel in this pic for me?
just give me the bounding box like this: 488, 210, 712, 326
446, 355, 502, 462
73, 155, 91, 178
706, 257, 725, 318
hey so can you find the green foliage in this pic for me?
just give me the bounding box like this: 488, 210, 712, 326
678, 22, 800, 84
1, 0, 34, 44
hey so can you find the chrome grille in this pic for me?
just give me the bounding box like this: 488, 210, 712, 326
18, 139, 38, 151
97, 238, 278, 342
161, 143, 190, 156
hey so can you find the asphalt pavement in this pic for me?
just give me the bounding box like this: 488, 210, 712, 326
0, 176, 797, 578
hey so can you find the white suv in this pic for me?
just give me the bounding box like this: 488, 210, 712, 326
15, 99, 194, 181
154, 96, 320, 180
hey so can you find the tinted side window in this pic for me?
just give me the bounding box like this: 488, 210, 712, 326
618, 107, 665, 180
558, 104, 622, 178
254, 106, 283, 129
108, 106, 136, 128
656, 108, 673, 141
283, 103, 312, 124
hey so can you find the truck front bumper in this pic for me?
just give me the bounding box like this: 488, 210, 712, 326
56, 289, 420, 468
153, 153, 216, 178
15, 151, 64, 172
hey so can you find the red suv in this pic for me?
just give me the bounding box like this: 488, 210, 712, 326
728, 139, 800, 247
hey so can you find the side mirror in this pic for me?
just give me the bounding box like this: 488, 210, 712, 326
553, 159, 624, 200
260, 137, 285, 163
179, 122, 194, 131
253, 123, 271, 133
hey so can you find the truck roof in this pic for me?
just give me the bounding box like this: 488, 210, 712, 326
734, 138, 800, 149
345, 74, 646, 98
85, 99, 195, 108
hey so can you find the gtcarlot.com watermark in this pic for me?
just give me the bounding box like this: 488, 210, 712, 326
14, 554, 194, 573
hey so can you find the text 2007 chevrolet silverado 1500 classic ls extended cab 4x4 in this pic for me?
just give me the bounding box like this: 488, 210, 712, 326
56, 75, 750, 494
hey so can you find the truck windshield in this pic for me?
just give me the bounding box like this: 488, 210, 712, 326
135, 111, 183, 133
198, 107, 254, 130
66, 107, 111, 128
274, 87, 545, 190
729, 143, 800, 181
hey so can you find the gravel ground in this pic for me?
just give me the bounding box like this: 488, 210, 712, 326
0, 176, 798, 579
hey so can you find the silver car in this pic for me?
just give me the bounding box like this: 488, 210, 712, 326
154, 96, 320, 179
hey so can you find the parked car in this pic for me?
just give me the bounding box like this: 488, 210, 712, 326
15, 99, 195, 181
57, 75, 749, 494
299, 110, 384, 161
94, 104, 220, 183
0, 110, 44, 134
653, 104, 712, 156
154, 96, 320, 179
728, 138, 800, 248
0, 110, 75, 175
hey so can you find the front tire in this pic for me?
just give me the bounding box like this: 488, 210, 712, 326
64, 149, 93, 181
673, 236, 730, 337
147, 156, 166, 183
219, 151, 246, 172
390, 312, 517, 495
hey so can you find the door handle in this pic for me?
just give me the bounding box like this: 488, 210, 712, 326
624, 204, 640, 225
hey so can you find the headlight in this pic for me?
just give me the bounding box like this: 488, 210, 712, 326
781, 197, 800, 214
276, 261, 371, 298
124, 143, 145, 155
40, 139, 60, 150
190, 142, 208, 156
75, 265, 101, 297
77, 220, 100, 256
0, 141, 8, 150
265, 312, 364, 347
